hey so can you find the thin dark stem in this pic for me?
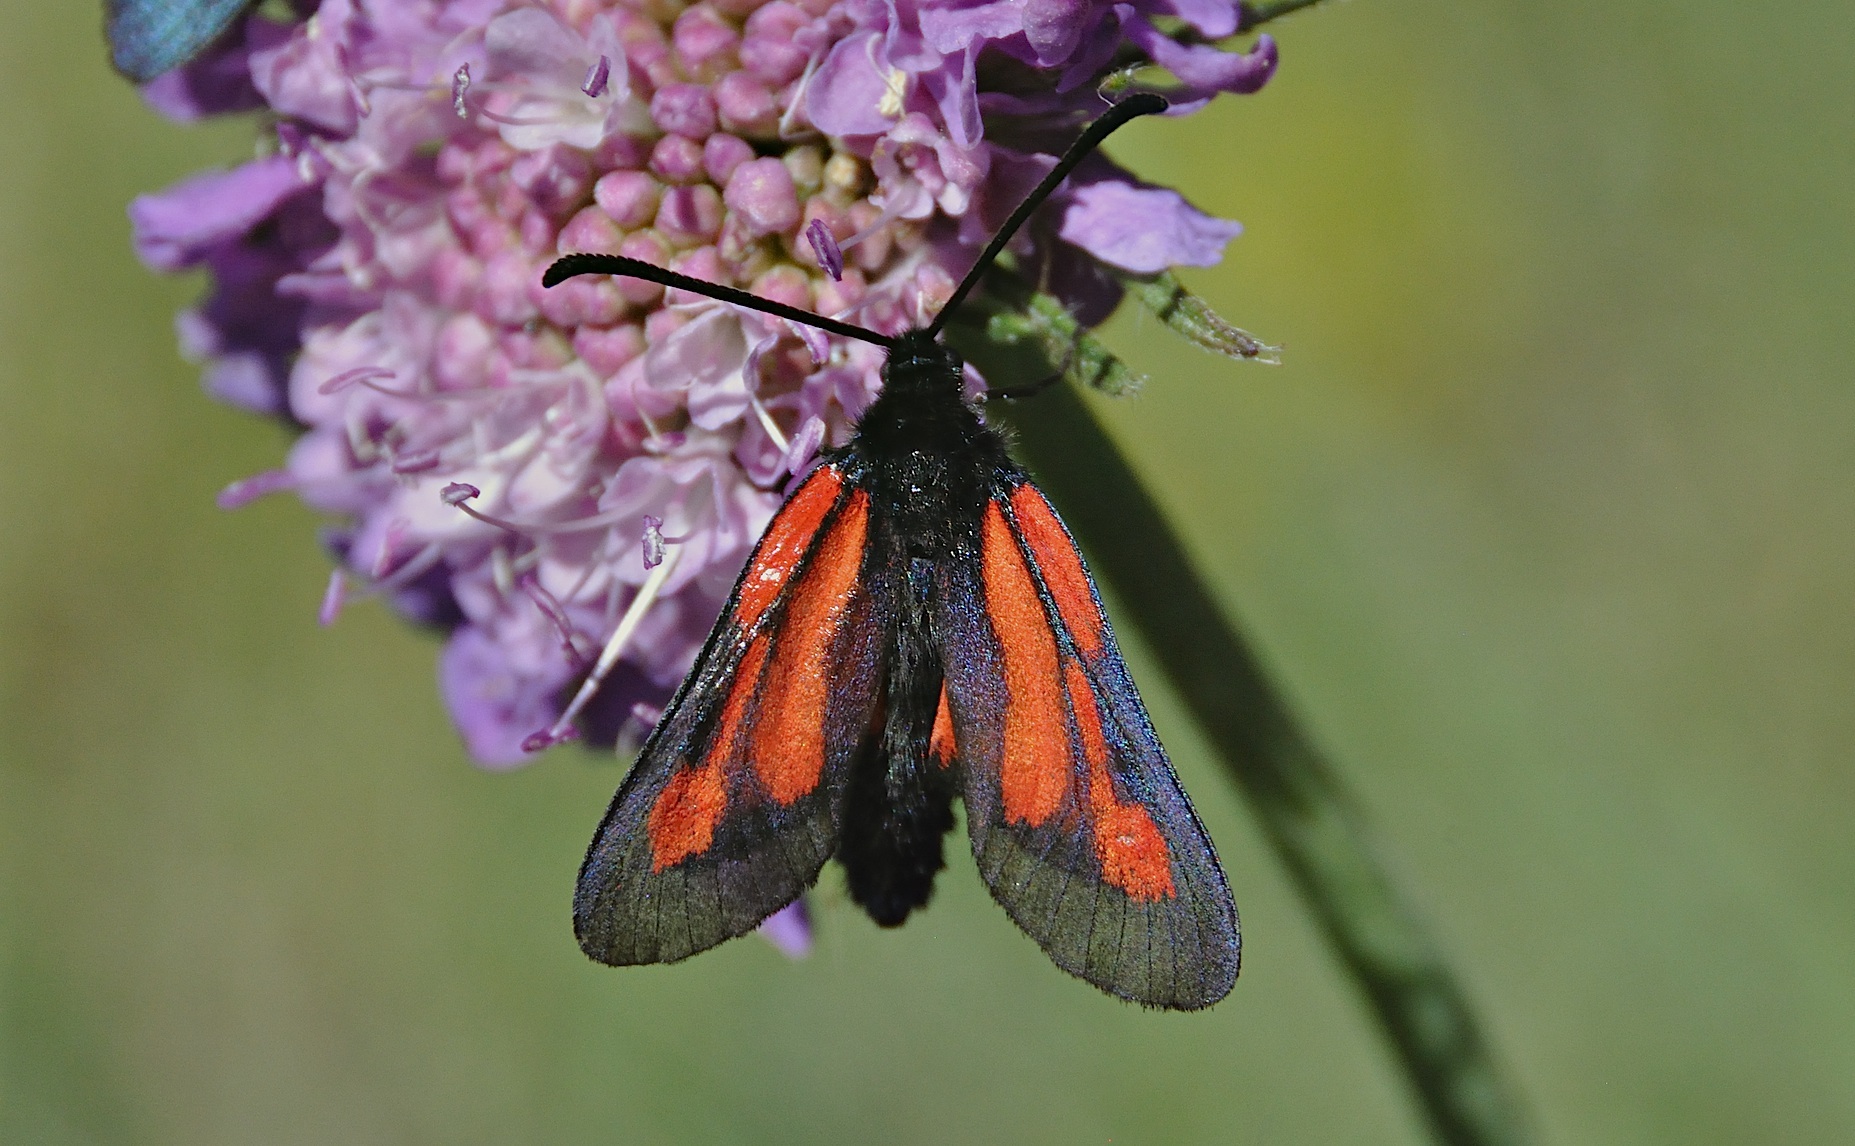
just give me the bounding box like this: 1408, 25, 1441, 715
1237, 0, 1334, 32
542, 254, 895, 350
925, 93, 1169, 337
993, 384, 1537, 1146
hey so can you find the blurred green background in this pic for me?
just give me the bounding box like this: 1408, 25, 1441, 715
5, 0, 1853, 1141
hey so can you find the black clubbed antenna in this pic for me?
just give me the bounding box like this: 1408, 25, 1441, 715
925, 92, 1170, 337
542, 254, 897, 350
544, 94, 1168, 347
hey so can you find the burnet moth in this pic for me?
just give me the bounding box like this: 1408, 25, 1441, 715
543, 93, 1240, 1010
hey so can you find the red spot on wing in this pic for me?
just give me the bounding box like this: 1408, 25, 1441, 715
751, 490, 869, 805
646, 636, 769, 871
645, 760, 727, 873
929, 685, 957, 769
1009, 483, 1104, 658
982, 503, 1071, 826
1065, 659, 1175, 901
735, 465, 843, 631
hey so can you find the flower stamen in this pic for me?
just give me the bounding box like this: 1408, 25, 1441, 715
530, 546, 680, 752
490, 544, 517, 598
370, 518, 412, 579
521, 575, 596, 669
806, 219, 845, 281
748, 394, 791, 454
318, 567, 348, 627
440, 482, 532, 539
581, 55, 612, 99
641, 515, 691, 569
319, 365, 399, 395
216, 469, 296, 510
371, 541, 443, 593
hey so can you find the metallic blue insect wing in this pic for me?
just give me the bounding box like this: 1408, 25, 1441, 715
107, 0, 256, 83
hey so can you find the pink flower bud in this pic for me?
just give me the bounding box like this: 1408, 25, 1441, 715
671, 5, 740, 79
702, 133, 754, 185
740, 3, 811, 84
723, 157, 800, 239
650, 83, 718, 140
655, 184, 725, 247
574, 323, 646, 376
559, 205, 626, 256
613, 231, 671, 305
593, 170, 661, 229
714, 72, 778, 138
648, 134, 707, 185
750, 264, 811, 312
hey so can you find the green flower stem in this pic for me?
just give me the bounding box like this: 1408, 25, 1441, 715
990, 383, 1537, 1146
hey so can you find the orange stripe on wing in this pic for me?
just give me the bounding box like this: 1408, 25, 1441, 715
734, 465, 844, 631
1009, 483, 1104, 658
929, 685, 957, 769
646, 635, 769, 871
752, 490, 870, 805
982, 502, 1071, 826
1065, 658, 1175, 902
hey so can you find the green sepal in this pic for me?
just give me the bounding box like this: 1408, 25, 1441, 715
944, 270, 1145, 397
1119, 270, 1280, 364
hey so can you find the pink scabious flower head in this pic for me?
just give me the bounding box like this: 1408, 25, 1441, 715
130, 0, 1278, 769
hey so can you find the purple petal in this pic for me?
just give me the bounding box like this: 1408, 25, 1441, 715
806, 32, 897, 137
756, 899, 813, 959
193, 344, 291, 416
782, 416, 826, 475
926, 47, 984, 149
646, 309, 751, 430
248, 0, 361, 131
1058, 180, 1242, 272
439, 625, 570, 769
1055, 3, 1130, 92
484, 7, 586, 78
1034, 239, 1126, 327
137, 16, 282, 122
1021, 0, 1090, 66
1153, 0, 1241, 38
786, 318, 830, 365
130, 157, 307, 271
918, 1, 1025, 54
1130, 25, 1278, 98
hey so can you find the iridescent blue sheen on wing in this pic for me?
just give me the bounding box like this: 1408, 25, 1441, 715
107, 0, 255, 82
